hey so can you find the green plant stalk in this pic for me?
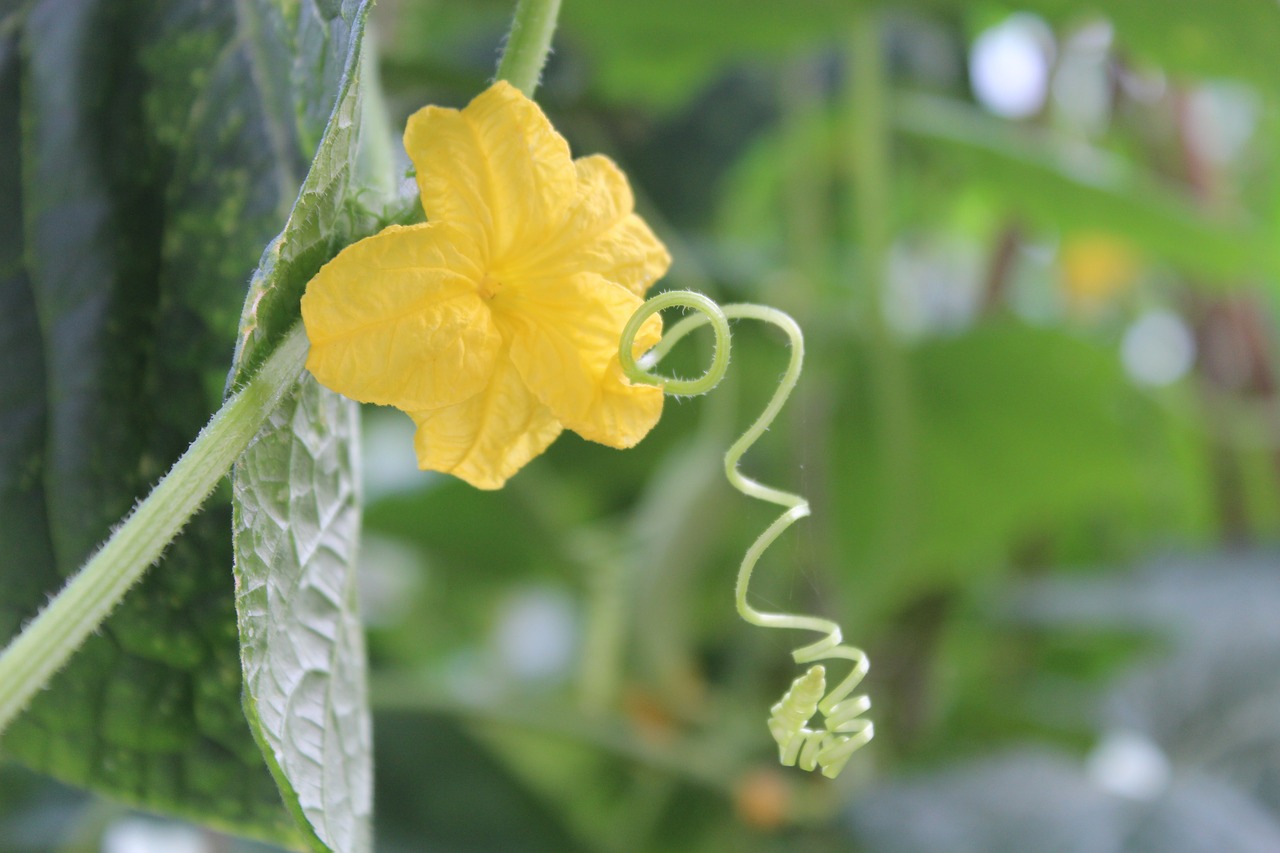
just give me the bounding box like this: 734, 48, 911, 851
0, 0, 568, 741
0, 0, 565, 743
495, 0, 562, 96
780, 58, 830, 312
0, 324, 311, 735
848, 10, 916, 577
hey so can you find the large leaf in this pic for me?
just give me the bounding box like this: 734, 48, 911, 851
229, 0, 374, 386
228, 2, 374, 850
234, 379, 369, 853
830, 321, 1206, 623
0, 8, 55, 651
0, 0, 367, 842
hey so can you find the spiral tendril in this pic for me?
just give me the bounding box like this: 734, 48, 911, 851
620, 291, 874, 778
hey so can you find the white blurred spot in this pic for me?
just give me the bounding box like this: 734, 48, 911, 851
103, 819, 206, 853
1087, 730, 1171, 801
885, 237, 983, 339
362, 409, 434, 500
970, 14, 1055, 119
1052, 22, 1114, 137
357, 534, 425, 627
1119, 65, 1167, 104
1009, 237, 1061, 324
1122, 310, 1196, 387
1186, 82, 1259, 167
442, 647, 502, 705
493, 587, 577, 682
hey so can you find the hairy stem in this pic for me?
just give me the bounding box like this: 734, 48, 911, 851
0, 325, 310, 735
495, 0, 563, 97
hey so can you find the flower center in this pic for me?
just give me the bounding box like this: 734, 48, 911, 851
477, 274, 503, 301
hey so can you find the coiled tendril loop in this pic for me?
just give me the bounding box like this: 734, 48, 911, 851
620, 291, 874, 778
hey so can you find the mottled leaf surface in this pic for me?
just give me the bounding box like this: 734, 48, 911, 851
228, 1, 375, 849
234, 378, 369, 853
0, 6, 55, 656
0, 0, 368, 843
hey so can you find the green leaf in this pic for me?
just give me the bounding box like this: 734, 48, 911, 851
228, 2, 375, 849
234, 378, 369, 853
230, 0, 373, 387
0, 0, 369, 843
0, 7, 56, 651
831, 321, 1207, 623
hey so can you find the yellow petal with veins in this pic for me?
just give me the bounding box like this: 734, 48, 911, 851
301, 223, 500, 411
504, 155, 671, 296
588, 347, 665, 448
499, 272, 663, 447
405, 81, 576, 263
410, 349, 564, 489
305, 82, 673, 489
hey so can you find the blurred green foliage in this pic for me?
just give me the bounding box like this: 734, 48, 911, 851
7, 0, 1280, 850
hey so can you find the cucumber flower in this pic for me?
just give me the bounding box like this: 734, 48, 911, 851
301, 82, 670, 488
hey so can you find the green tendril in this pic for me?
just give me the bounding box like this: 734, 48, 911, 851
620, 291, 874, 779
619, 289, 732, 396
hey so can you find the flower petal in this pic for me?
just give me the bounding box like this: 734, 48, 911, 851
507, 155, 671, 296
404, 81, 576, 263
500, 273, 663, 448
589, 347, 665, 448
409, 351, 563, 490
301, 223, 500, 411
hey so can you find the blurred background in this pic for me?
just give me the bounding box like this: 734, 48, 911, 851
8, 0, 1280, 850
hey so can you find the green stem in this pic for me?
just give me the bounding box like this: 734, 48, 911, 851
780, 58, 830, 313
0, 325, 310, 735
848, 10, 915, 579
495, 0, 563, 97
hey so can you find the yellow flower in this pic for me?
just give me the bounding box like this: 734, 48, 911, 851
301, 82, 670, 489
1060, 231, 1140, 311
